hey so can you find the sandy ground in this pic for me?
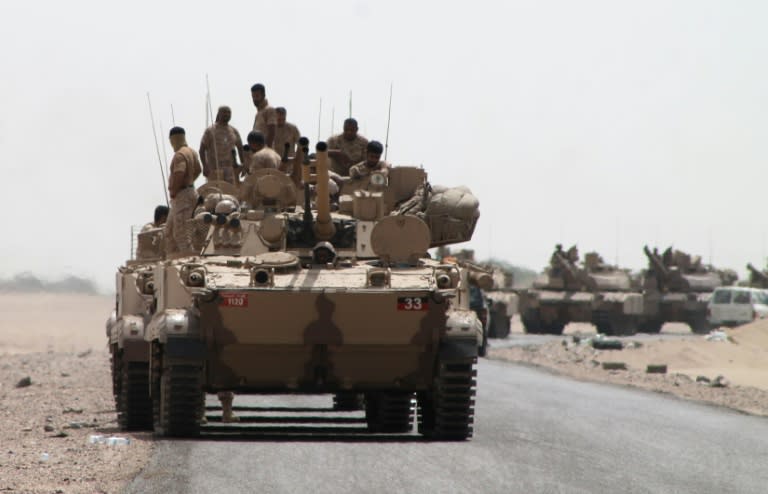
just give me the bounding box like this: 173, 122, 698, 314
491, 318, 768, 416
2, 294, 768, 492
0, 294, 152, 494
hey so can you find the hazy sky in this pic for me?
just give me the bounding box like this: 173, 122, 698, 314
1, 0, 766, 290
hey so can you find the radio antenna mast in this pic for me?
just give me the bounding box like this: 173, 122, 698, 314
317, 98, 323, 142
146, 92, 169, 206
384, 83, 393, 161
348, 90, 352, 118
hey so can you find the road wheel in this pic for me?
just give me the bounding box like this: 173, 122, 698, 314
418, 357, 476, 441
117, 358, 153, 431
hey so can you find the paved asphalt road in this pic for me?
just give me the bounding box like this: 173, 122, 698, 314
126, 359, 768, 494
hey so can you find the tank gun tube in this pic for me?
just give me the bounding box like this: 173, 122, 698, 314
643, 245, 669, 278
313, 141, 335, 241
747, 263, 768, 283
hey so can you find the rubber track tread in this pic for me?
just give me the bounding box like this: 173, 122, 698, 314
117, 360, 153, 431
365, 392, 415, 433
418, 357, 477, 440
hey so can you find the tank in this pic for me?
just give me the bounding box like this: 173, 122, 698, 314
141, 139, 483, 440
641, 246, 737, 333
746, 263, 768, 289
106, 227, 164, 431
484, 266, 518, 339
517, 245, 644, 335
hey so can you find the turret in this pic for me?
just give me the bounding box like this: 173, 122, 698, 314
747, 263, 768, 288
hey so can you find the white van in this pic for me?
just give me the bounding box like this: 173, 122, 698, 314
707, 287, 768, 327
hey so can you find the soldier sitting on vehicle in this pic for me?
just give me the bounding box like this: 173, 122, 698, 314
348, 140, 390, 180
141, 205, 169, 232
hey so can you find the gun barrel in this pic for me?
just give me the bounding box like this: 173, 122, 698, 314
313, 142, 335, 241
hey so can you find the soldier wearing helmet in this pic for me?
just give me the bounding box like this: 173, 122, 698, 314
327, 118, 368, 176
348, 140, 390, 179
199, 106, 245, 185
165, 127, 202, 255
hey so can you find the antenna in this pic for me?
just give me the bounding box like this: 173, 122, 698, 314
348, 90, 352, 118
170, 104, 176, 126
205, 75, 220, 175
614, 217, 620, 266
146, 93, 169, 206
384, 83, 393, 161
708, 227, 713, 266
317, 98, 323, 142
330, 107, 335, 136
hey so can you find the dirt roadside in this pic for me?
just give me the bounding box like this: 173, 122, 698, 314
0, 294, 151, 494
489, 319, 768, 417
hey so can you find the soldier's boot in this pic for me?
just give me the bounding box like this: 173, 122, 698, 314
218, 391, 239, 423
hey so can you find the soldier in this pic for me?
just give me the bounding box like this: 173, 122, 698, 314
251, 83, 277, 149
199, 106, 245, 185
165, 127, 202, 255
273, 107, 301, 161
244, 131, 281, 174
327, 118, 368, 176
140, 205, 169, 232
348, 140, 390, 179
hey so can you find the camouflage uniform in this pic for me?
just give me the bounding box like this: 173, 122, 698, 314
247, 147, 281, 173
253, 99, 278, 136
349, 160, 391, 179
199, 123, 243, 184
273, 122, 300, 158
165, 147, 201, 255
327, 134, 368, 176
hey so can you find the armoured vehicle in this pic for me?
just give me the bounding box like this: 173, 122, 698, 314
746, 263, 768, 289
641, 246, 736, 333
141, 140, 483, 439
485, 267, 517, 339
106, 227, 165, 431
517, 245, 644, 335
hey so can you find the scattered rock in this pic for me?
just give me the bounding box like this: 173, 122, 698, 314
601, 362, 627, 370
646, 364, 668, 374
63, 407, 83, 414
696, 376, 711, 384
64, 422, 90, 430
592, 339, 623, 350
711, 375, 730, 388
15, 377, 32, 388
77, 349, 92, 358
43, 425, 54, 432
53, 431, 68, 438
60, 373, 70, 378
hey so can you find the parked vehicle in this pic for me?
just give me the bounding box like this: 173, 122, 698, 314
707, 287, 768, 327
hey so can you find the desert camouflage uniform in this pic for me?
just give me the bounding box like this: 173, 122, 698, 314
253, 99, 278, 136
165, 147, 201, 255
247, 147, 281, 173
273, 122, 301, 158
327, 134, 368, 176
349, 160, 391, 179
199, 123, 243, 184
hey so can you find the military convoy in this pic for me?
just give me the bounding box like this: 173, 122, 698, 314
107, 139, 484, 440
517, 244, 737, 335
